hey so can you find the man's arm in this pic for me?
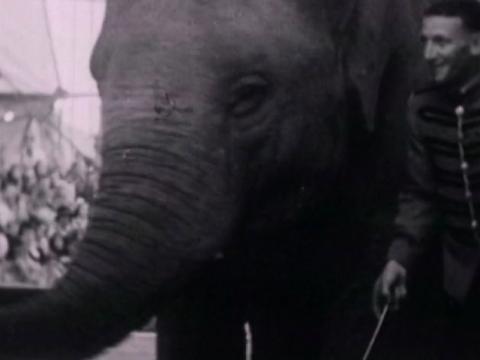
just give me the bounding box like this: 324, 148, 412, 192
374, 95, 437, 315
387, 96, 437, 269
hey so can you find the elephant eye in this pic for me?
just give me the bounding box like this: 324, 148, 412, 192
228, 75, 271, 118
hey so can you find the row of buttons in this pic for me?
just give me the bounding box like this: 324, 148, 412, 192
456, 105, 479, 232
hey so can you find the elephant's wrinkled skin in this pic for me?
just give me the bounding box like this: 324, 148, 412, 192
0, 1, 425, 359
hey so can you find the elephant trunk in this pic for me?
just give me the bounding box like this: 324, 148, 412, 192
0, 86, 237, 358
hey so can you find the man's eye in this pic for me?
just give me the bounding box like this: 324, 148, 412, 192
433, 36, 450, 47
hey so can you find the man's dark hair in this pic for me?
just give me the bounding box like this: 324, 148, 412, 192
56, 206, 72, 221
18, 221, 36, 238
424, 1, 480, 32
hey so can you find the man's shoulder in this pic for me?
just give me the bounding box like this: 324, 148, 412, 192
408, 82, 448, 110
413, 83, 441, 96
413, 79, 449, 98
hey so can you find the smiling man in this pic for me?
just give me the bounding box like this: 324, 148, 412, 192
373, 1, 480, 358
423, 4, 480, 84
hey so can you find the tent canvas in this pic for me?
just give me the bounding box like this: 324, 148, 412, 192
0, 0, 105, 172
0, 95, 98, 172
0, 95, 54, 170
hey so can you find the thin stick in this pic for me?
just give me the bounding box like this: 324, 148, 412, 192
244, 322, 253, 360
362, 303, 390, 360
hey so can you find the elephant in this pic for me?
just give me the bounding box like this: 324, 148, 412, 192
0, 0, 430, 359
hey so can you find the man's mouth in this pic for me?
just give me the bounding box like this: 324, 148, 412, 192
430, 63, 449, 81
431, 62, 446, 71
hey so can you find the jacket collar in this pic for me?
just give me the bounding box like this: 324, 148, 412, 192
437, 60, 480, 103
460, 72, 480, 97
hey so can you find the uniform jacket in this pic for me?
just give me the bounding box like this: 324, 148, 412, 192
388, 73, 480, 301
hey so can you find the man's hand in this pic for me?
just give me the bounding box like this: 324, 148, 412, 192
372, 260, 407, 318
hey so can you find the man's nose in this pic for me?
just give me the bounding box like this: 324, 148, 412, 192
424, 41, 437, 61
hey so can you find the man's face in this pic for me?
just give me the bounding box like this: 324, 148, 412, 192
4, 184, 18, 202
421, 16, 475, 83
21, 228, 36, 244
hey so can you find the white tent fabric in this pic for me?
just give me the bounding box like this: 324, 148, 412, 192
0, 0, 105, 170
47, 0, 106, 96
0, 0, 58, 94
0, 97, 54, 167
0, 0, 105, 96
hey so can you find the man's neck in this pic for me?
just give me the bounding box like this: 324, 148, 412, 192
446, 57, 480, 94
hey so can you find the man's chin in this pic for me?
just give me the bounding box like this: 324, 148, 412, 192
433, 69, 450, 84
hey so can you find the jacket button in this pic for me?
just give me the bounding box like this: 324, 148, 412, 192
466, 190, 472, 199
455, 105, 465, 117
472, 220, 478, 229
461, 161, 469, 171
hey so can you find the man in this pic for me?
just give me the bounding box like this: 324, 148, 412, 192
373, 1, 480, 357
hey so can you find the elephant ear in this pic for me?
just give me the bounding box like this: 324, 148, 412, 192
327, 0, 420, 132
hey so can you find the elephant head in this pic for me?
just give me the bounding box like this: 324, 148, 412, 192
0, 0, 425, 358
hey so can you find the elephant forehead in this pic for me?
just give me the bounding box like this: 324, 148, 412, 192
203, 3, 332, 69
94, 0, 332, 82
121, 0, 324, 41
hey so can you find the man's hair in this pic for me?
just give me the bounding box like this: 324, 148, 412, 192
18, 221, 36, 237
424, 1, 480, 32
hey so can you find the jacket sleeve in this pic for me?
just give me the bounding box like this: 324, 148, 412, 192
387, 95, 438, 269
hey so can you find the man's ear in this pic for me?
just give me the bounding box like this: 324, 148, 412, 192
469, 33, 480, 56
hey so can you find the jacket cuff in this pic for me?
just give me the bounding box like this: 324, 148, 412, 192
387, 237, 418, 270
